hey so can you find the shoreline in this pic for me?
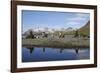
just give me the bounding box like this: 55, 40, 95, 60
22, 45, 89, 49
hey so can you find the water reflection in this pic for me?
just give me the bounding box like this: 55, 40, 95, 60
26, 46, 34, 54
25, 47, 80, 54
22, 46, 90, 62
60, 48, 64, 53
43, 47, 46, 52
75, 48, 79, 54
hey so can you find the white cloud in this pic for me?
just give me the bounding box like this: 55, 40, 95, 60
76, 13, 89, 17
66, 17, 86, 21
65, 13, 89, 27
66, 13, 89, 23
66, 21, 79, 25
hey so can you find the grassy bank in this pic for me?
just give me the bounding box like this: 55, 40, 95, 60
22, 38, 89, 48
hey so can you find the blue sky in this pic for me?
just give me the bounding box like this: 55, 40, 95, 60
22, 10, 90, 32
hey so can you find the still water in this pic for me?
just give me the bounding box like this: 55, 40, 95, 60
22, 47, 90, 62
